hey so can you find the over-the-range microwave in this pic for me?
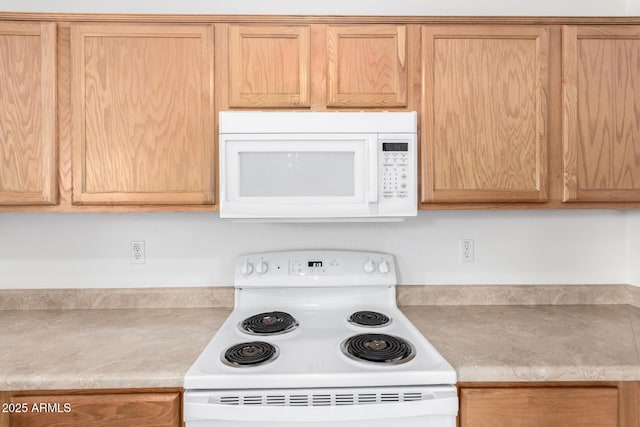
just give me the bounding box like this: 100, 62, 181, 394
219, 111, 417, 221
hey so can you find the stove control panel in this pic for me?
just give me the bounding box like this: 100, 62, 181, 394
235, 250, 396, 287
289, 258, 342, 276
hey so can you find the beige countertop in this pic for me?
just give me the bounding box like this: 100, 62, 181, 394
404, 304, 640, 383
2, 286, 640, 390
0, 307, 229, 391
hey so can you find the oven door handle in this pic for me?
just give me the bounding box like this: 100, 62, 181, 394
184, 396, 458, 422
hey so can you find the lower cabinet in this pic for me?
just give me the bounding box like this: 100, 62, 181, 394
5, 391, 180, 427
459, 383, 640, 427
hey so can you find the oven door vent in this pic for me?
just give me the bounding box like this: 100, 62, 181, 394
211, 388, 430, 407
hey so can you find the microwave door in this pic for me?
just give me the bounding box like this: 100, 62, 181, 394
221, 134, 378, 218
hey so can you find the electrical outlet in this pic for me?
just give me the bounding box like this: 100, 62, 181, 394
131, 241, 145, 264
460, 239, 474, 263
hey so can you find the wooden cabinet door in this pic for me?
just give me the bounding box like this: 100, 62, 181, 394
71, 24, 215, 205
9, 393, 180, 427
563, 26, 640, 202
228, 25, 310, 107
326, 25, 407, 107
0, 22, 56, 205
460, 387, 618, 427
422, 25, 549, 203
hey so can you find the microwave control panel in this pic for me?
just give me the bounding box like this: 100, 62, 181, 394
381, 141, 410, 200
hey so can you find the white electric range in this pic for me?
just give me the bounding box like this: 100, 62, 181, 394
184, 250, 457, 427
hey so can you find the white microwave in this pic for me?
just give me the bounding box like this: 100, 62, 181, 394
219, 111, 417, 221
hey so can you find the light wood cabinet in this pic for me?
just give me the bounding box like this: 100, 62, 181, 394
228, 25, 310, 107
0, 22, 57, 205
460, 387, 619, 427
3, 16, 640, 211
220, 24, 411, 110
422, 25, 549, 203
326, 25, 408, 107
70, 23, 215, 205
7, 392, 180, 427
563, 25, 640, 202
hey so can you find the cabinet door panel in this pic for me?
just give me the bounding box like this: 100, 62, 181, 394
563, 26, 640, 202
0, 22, 56, 205
9, 393, 180, 427
71, 24, 214, 205
327, 25, 407, 107
422, 25, 549, 203
460, 387, 618, 427
229, 25, 310, 107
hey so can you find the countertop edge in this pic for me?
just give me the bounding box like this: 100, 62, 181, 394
455, 365, 640, 383
2, 375, 185, 392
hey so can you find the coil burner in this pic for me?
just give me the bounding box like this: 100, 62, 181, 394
341, 334, 415, 365
240, 311, 298, 335
223, 341, 279, 367
348, 311, 391, 327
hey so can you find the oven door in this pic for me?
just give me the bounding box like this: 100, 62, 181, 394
184, 386, 457, 427
219, 133, 379, 219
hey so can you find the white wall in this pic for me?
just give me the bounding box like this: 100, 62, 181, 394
627, 211, 640, 286
0, 1, 635, 289
0, 0, 632, 16
0, 210, 627, 288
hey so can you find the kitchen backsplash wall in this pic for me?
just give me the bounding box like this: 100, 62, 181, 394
0, 0, 633, 15
0, 210, 627, 289
628, 211, 640, 286
0, 0, 637, 289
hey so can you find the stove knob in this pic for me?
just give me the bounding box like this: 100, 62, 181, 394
256, 260, 269, 275
377, 260, 391, 274
241, 261, 254, 276
363, 259, 376, 274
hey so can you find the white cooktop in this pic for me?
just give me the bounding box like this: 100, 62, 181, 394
184, 251, 456, 390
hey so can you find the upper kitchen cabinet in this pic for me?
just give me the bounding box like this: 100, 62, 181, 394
326, 25, 408, 108
219, 24, 414, 110
422, 25, 549, 203
0, 22, 57, 205
563, 26, 640, 202
228, 25, 310, 108
70, 24, 215, 205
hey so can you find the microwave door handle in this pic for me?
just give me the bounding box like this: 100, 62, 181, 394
368, 140, 379, 203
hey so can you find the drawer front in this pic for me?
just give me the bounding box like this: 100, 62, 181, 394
9, 392, 180, 427
460, 387, 618, 427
